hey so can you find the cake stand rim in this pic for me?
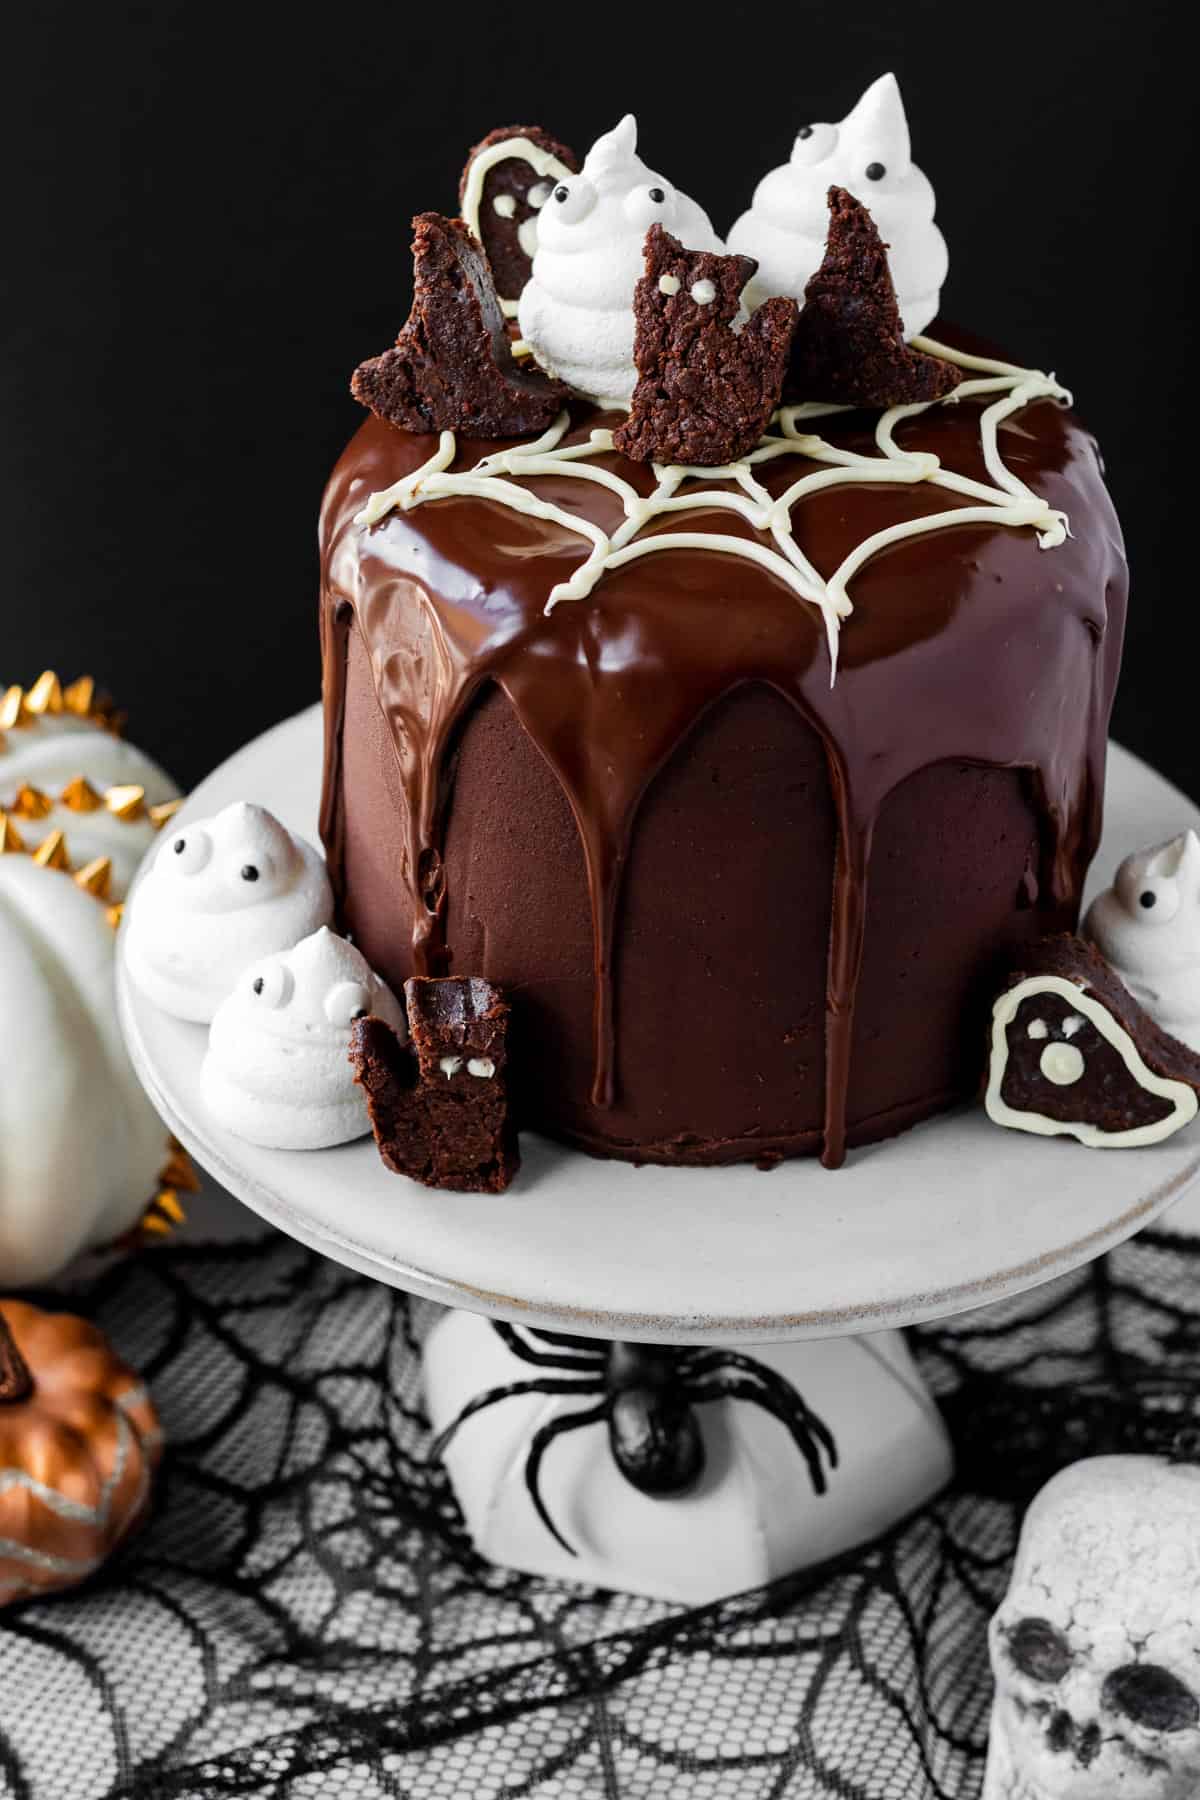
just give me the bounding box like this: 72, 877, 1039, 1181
116, 704, 1200, 1345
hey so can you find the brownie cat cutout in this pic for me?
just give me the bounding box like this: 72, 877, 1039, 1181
613, 225, 797, 466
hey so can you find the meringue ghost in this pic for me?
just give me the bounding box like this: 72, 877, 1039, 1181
727, 73, 948, 339
517, 114, 726, 409
201, 928, 407, 1149
1084, 830, 1200, 1052
123, 801, 333, 1022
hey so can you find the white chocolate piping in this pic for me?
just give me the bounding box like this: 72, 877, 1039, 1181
459, 134, 576, 318
354, 338, 1070, 681
985, 974, 1198, 1148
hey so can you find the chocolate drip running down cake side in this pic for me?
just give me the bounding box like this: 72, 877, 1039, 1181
319, 107, 1127, 1171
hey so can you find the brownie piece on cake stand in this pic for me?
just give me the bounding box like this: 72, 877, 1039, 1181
116, 707, 1200, 1604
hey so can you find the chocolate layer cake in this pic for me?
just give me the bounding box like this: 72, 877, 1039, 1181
319, 325, 1126, 1168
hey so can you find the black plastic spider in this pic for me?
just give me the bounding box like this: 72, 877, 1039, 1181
430, 1323, 839, 1553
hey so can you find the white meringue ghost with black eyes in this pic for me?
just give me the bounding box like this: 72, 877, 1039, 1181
517, 114, 726, 409
1085, 829, 1200, 1051
122, 800, 333, 1021
200, 927, 407, 1149
727, 73, 948, 338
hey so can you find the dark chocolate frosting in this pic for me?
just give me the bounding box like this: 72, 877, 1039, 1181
319, 331, 1126, 1167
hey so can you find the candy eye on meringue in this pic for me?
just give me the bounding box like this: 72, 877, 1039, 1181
624, 182, 673, 229
324, 980, 371, 1028
232, 850, 276, 888
1118, 873, 1181, 924
165, 829, 212, 876
790, 121, 837, 166
549, 178, 596, 225
249, 962, 293, 1009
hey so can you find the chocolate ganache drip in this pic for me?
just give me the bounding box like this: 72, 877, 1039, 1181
320, 331, 1125, 1168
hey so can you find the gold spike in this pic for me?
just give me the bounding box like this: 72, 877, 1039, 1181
105, 783, 146, 821
12, 784, 52, 820
155, 1189, 187, 1224
60, 774, 102, 812
106, 902, 124, 931
25, 671, 63, 716
74, 855, 113, 900
0, 812, 27, 853
0, 687, 27, 732
32, 829, 71, 872
140, 1212, 173, 1236
63, 675, 96, 717
148, 797, 184, 831
159, 1148, 201, 1193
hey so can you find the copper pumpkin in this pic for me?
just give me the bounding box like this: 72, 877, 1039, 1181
0, 1298, 163, 1607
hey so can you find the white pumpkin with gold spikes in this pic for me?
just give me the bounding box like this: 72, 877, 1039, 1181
0, 673, 180, 901
0, 850, 171, 1285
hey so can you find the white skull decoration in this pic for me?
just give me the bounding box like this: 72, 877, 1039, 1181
985, 1456, 1200, 1799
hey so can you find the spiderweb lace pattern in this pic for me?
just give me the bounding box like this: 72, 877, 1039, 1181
2, 1199, 1197, 1800
355, 338, 1071, 675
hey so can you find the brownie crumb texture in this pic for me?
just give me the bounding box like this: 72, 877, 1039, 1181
985, 935, 1200, 1148
614, 224, 797, 467
350, 976, 519, 1193
458, 125, 579, 304
785, 187, 960, 409
350, 212, 567, 439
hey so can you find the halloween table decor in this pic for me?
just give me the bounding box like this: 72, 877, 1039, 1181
431, 1322, 838, 1553
0, 836, 176, 1285
423, 1308, 951, 1603
0, 1299, 162, 1608
1, 669, 180, 902
984, 1456, 1200, 1799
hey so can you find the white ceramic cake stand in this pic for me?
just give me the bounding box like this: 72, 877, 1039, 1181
117, 707, 1200, 1602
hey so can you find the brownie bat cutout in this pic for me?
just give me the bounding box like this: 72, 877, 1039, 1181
613, 225, 798, 466
349, 976, 519, 1192
350, 213, 568, 439
459, 125, 579, 306
784, 187, 961, 409
985, 935, 1200, 1148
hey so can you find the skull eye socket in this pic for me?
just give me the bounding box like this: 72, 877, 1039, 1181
1007, 1617, 1072, 1684
1102, 1663, 1200, 1733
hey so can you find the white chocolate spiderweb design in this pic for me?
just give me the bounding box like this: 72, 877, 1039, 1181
355, 339, 1071, 678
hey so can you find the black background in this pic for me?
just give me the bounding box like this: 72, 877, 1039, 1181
2, 2, 1195, 794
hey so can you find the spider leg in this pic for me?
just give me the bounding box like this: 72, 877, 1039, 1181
526, 1326, 612, 1357
686, 1374, 837, 1497
684, 1350, 839, 1468
494, 1321, 604, 1372
525, 1398, 612, 1555
430, 1375, 602, 1460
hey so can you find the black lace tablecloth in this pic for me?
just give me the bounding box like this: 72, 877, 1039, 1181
2, 1181, 1199, 1800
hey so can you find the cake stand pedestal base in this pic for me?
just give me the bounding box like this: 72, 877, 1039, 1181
424, 1311, 953, 1605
